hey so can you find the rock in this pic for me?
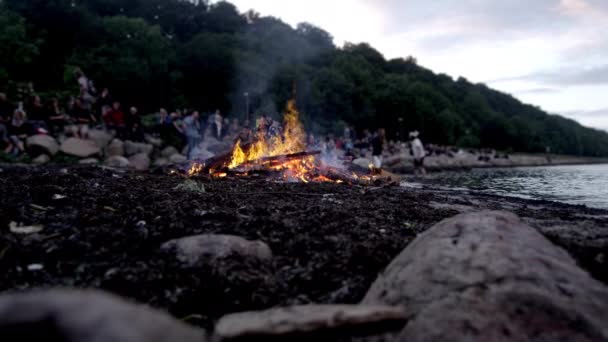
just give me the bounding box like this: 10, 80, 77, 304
79, 158, 99, 165
0, 289, 205, 342
125, 141, 154, 157
26, 135, 59, 156
88, 129, 113, 149
353, 158, 372, 169
144, 135, 163, 147
153, 158, 170, 167
215, 305, 408, 340
32, 154, 50, 165
105, 139, 125, 157
60, 138, 101, 158
169, 154, 187, 164
105, 156, 130, 168
362, 211, 608, 341
129, 153, 151, 171
161, 146, 179, 158
161, 234, 273, 267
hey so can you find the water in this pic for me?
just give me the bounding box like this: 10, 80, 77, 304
420, 164, 608, 209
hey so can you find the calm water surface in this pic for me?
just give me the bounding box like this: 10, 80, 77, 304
422, 164, 608, 209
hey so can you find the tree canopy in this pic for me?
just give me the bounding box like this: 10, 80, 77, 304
2, 0, 608, 156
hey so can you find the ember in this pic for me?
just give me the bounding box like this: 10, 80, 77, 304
186, 100, 373, 184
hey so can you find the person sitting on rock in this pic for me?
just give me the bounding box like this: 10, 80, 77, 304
6, 109, 29, 156
68, 98, 94, 139
126, 106, 144, 142
104, 101, 126, 138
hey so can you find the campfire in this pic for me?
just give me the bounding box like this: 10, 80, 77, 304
184, 100, 373, 184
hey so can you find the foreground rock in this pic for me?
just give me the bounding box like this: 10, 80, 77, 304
362, 211, 608, 341
161, 234, 273, 267
215, 305, 408, 340
26, 135, 59, 156
60, 138, 101, 158
0, 289, 205, 342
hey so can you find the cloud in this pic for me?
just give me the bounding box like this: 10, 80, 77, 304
492, 64, 608, 86
564, 107, 608, 117
515, 88, 561, 95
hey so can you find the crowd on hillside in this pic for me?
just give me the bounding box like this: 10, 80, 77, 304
1, 68, 441, 174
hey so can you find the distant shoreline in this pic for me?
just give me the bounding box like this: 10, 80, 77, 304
385, 152, 608, 173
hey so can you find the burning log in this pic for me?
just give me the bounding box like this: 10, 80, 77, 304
240, 151, 321, 168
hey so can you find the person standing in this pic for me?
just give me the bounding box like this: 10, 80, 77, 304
409, 131, 427, 176
371, 128, 386, 174
183, 111, 202, 159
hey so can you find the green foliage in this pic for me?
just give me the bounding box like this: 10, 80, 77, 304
4, 0, 608, 156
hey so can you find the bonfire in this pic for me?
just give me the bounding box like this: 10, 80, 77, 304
184, 100, 373, 184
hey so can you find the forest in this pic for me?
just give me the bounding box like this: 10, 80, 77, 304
2, 0, 608, 156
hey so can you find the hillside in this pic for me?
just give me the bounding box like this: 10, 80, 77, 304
2, 0, 608, 156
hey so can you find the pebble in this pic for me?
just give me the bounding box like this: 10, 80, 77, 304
27, 264, 44, 271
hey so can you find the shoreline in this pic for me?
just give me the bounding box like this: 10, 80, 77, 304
384, 152, 608, 173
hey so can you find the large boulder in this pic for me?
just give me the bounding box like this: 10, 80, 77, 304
215, 305, 408, 340
128, 153, 151, 171
27, 135, 59, 156
88, 129, 113, 149
161, 146, 179, 158
60, 138, 101, 158
105, 139, 125, 157
161, 234, 273, 268
124, 141, 154, 157
105, 156, 130, 168
362, 211, 608, 341
0, 289, 205, 342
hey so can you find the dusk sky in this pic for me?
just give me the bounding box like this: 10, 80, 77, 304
223, 0, 608, 131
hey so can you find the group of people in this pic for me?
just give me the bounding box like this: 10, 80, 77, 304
0, 69, 147, 156
1, 67, 430, 176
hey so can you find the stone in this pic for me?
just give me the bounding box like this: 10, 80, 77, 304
79, 158, 99, 165
128, 153, 151, 171
125, 140, 154, 157
60, 138, 101, 158
144, 135, 163, 147
0, 289, 205, 342
215, 305, 408, 340
32, 154, 50, 165
362, 211, 608, 341
105, 139, 125, 157
161, 234, 273, 267
353, 158, 372, 169
26, 135, 59, 156
161, 146, 179, 158
105, 156, 130, 168
169, 154, 187, 164
153, 158, 170, 167
88, 129, 113, 149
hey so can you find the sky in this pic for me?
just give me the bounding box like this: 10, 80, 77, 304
222, 0, 608, 131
